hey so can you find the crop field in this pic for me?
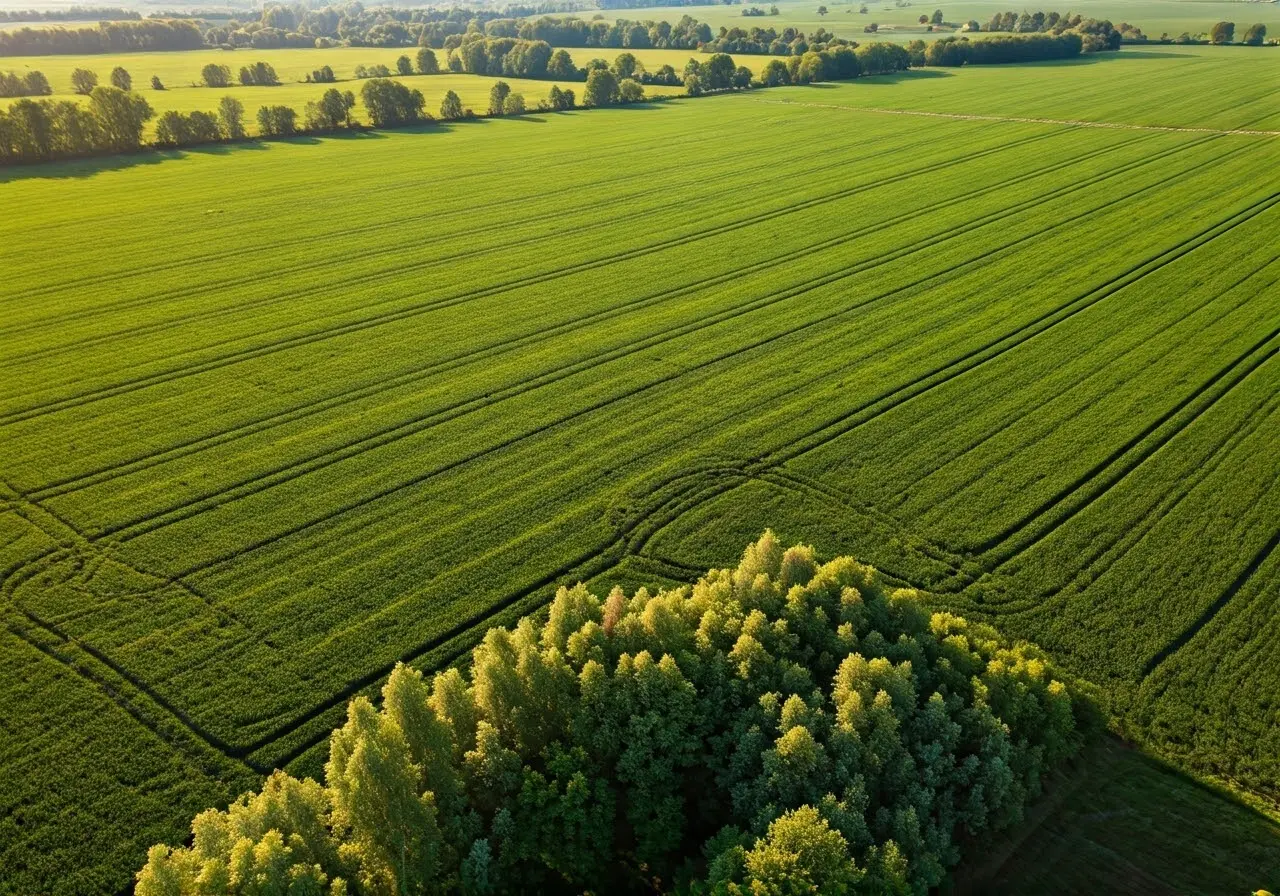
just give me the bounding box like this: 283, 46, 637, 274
2, 47, 1279, 894
539, 0, 1280, 42
0, 47, 695, 137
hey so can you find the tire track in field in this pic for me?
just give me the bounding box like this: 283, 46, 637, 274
2, 122, 913, 351
891, 252, 1280, 512
31, 130, 1148, 504
248, 464, 780, 767
761, 190, 1280, 473
15, 135, 1261, 770
0, 539, 271, 775
973, 305, 1280, 566
758, 98, 1280, 137
180, 175, 1265, 762
622, 191, 1280, 566
173, 162, 1274, 761
97, 132, 1197, 547
0, 126, 1071, 427
9, 136, 1261, 769
163, 153, 1266, 581
988, 386, 1280, 618
0, 123, 725, 310
5, 619, 267, 777
1141, 525, 1280, 677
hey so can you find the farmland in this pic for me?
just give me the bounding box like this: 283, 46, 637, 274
2, 45, 1280, 894
0, 47, 697, 136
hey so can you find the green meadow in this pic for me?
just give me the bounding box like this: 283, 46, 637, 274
1, 43, 1279, 895
0, 47, 697, 135
547, 0, 1280, 41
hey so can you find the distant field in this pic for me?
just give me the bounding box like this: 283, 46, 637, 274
1, 45, 1279, 895
0, 46, 698, 135
582, 0, 1280, 41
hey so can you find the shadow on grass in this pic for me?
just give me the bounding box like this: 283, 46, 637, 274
0, 102, 677, 180
953, 737, 1280, 896
858, 70, 954, 85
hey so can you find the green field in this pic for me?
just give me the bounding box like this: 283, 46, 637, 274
548, 0, 1280, 41
0, 46, 697, 135
2, 45, 1279, 895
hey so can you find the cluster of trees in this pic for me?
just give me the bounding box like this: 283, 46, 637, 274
0, 6, 140, 22
925, 32, 1085, 65
352, 63, 394, 79
360, 77, 426, 127
446, 36, 569, 80
682, 52, 754, 93
0, 69, 51, 98
0, 19, 203, 56
472, 14, 710, 50
304, 88, 357, 129
308, 64, 337, 83
983, 11, 1122, 51
134, 533, 1087, 895
238, 61, 280, 86
0, 85, 152, 163
742, 6, 781, 16
201, 64, 232, 88
1209, 21, 1269, 44
200, 5, 520, 51
757, 41, 911, 85
702, 24, 854, 55
256, 104, 298, 136
598, 0, 720, 8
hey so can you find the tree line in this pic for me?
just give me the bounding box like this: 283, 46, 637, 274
755, 41, 911, 85
469, 14, 711, 50
925, 32, 1086, 65
0, 85, 153, 163
0, 6, 140, 22
134, 533, 1089, 895
702, 24, 855, 55
982, 11, 1123, 51
0, 19, 204, 56
0, 36, 1129, 168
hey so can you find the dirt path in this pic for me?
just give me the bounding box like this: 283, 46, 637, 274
755, 99, 1280, 137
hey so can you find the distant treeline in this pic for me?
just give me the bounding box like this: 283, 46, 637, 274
925, 31, 1085, 64
469, 14, 710, 49
702, 24, 854, 55
0, 6, 141, 22
982, 11, 1123, 50
0, 32, 1127, 168
0, 19, 204, 56
755, 40, 910, 84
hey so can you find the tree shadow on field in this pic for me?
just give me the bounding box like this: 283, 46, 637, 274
1113, 48, 1203, 59
0, 139, 276, 182
854, 69, 953, 84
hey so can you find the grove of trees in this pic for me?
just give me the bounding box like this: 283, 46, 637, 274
1241, 23, 1267, 44
135, 533, 1088, 895
702, 24, 854, 55
0, 69, 51, 98
238, 61, 281, 86
925, 32, 1085, 65
201, 64, 232, 88
0, 19, 203, 56
983, 11, 1123, 50
360, 77, 425, 127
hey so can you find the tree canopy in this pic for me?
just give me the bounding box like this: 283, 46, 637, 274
137, 533, 1087, 895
